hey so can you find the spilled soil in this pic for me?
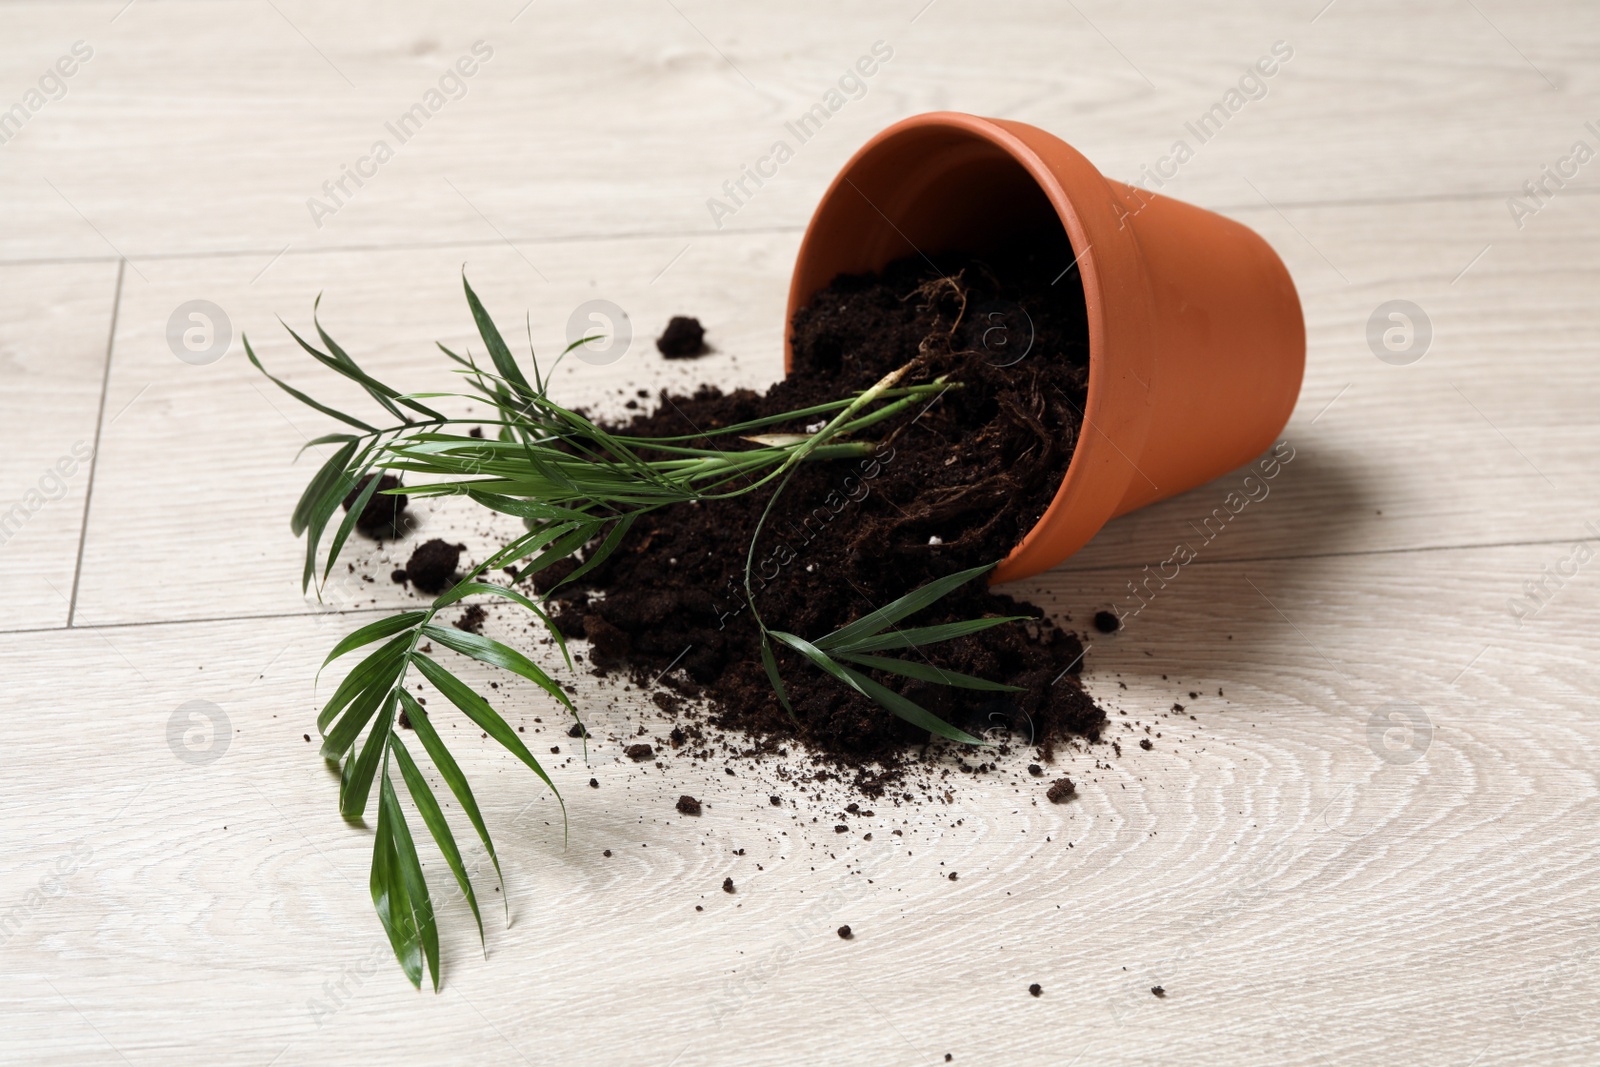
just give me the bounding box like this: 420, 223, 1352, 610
533, 249, 1108, 787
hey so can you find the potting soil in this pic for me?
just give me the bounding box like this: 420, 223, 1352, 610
536, 250, 1108, 782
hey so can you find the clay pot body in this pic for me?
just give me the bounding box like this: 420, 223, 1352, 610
786, 112, 1305, 583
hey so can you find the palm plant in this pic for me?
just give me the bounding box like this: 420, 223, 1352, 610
251, 276, 1022, 987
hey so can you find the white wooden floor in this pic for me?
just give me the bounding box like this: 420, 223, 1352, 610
4, 1, 1598, 1064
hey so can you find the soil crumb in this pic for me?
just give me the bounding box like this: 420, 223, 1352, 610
455, 604, 487, 634
342, 473, 408, 536
405, 539, 464, 593
657, 315, 707, 358
1046, 777, 1076, 803
676, 794, 702, 815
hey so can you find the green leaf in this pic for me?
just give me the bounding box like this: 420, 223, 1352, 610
760, 635, 794, 718
829, 615, 1027, 655
401, 690, 505, 920
320, 451, 386, 583
770, 631, 983, 745
304, 309, 412, 423
432, 579, 538, 614
291, 439, 357, 538
393, 736, 483, 950
318, 632, 411, 735
296, 432, 359, 459
834, 652, 1025, 692
481, 521, 586, 577
771, 630, 866, 691
320, 612, 427, 674
814, 563, 997, 650
300, 446, 367, 594
510, 522, 598, 582
836, 662, 986, 745
462, 275, 536, 402
428, 581, 570, 670
380, 774, 440, 991
290, 314, 448, 423
245, 335, 377, 433
420, 624, 575, 714
322, 680, 390, 763
340, 691, 396, 819
465, 490, 597, 525
554, 512, 637, 590
411, 653, 564, 801
283, 321, 412, 424
370, 797, 423, 988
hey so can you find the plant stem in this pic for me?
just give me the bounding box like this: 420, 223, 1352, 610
740, 359, 928, 631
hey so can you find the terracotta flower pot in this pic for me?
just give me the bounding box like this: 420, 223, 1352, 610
785, 112, 1305, 583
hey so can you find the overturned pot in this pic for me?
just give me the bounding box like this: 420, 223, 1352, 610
785, 111, 1305, 583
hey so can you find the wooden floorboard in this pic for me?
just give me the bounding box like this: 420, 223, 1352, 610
3, 542, 1596, 1065
2, 1, 1597, 261
0, 260, 122, 629
4, 0, 1598, 1062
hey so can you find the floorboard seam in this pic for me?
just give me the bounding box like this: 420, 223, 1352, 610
65, 257, 125, 629
20, 531, 1588, 637
7, 606, 395, 637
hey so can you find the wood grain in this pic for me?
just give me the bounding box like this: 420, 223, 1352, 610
1, 0, 1597, 262
4, 0, 1599, 1063
3, 543, 1596, 1065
